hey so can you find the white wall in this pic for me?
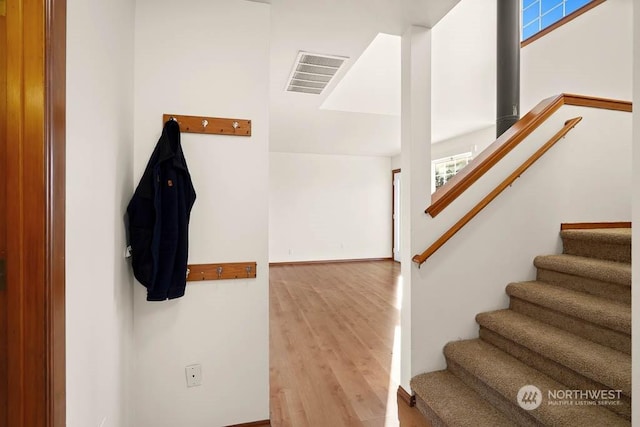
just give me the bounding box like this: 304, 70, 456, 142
269, 152, 391, 263
133, 1, 270, 426
410, 104, 632, 376
391, 154, 401, 170
66, 0, 135, 426
431, 0, 496, 143
429, 0, 631, 146
521, 0, 632, 111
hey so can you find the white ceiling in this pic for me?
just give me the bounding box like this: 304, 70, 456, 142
321, 33, 401, 117
268, 0, 497, 157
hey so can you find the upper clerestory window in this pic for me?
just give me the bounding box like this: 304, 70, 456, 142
521, 0, 602, 45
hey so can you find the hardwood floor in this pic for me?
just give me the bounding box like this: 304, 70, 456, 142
270, 260, 402, 427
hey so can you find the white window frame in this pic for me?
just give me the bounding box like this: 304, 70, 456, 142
431, 152, 473, 194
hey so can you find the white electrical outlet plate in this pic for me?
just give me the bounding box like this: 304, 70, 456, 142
185, 364, 202, 387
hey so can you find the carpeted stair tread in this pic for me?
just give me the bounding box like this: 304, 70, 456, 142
476, 310, 631, 395
478, 327, 632, 419
411, 370, 514, 427
507, 296, 631, 355
506, 281, 630, 334
534, 254, 630, 287
444, 339, 629, 426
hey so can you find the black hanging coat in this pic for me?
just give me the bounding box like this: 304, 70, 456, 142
127, 120, 196, 301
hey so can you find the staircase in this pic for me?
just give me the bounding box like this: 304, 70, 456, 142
410, 227, 631, 426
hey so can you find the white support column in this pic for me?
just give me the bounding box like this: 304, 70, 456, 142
400, 25, 432, 389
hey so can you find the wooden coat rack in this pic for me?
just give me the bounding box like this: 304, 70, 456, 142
165, 113, 254, 281
163, 113, 251, 137
186, 262, 257, 282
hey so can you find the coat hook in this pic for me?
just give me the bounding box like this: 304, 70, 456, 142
232, 121, 239, 129
202, 119, 209, 128
245, 266, 252, 277
217, 266, 223, 279
170, 116, 178, 122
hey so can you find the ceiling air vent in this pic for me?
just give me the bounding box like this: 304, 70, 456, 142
286, 52, 348, 95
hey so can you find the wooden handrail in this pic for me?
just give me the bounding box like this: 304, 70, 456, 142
427, 94, 632, 218
413, 117, 583, 266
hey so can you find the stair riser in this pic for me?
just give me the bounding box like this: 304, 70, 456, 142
412, 370, 517, 427
509, 298, 630, 354
479, 328, 631, 420
413, 397, 447, 427
562, 238, 630, 263
445, 358, 542, 427
536, 268, 630, 304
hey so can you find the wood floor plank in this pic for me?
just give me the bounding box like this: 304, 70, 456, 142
270, 260, 401, 427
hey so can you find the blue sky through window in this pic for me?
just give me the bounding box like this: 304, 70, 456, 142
522, 0, 592, 40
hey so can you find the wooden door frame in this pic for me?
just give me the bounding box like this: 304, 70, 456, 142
391, 168, 400, 262
0, 7, 6, 426
6, 0, 66, 425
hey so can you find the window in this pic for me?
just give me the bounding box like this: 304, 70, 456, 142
522, 0, 594, 41
432, 152, 473, 194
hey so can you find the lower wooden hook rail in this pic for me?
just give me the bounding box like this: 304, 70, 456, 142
186, 262, 257, 281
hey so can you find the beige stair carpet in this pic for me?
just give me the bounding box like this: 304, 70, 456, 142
410, 227, 631, 426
